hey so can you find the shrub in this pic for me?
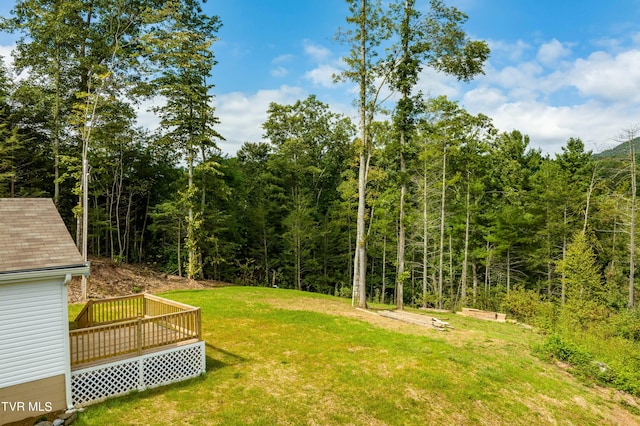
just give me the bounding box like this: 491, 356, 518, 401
537, 334, 640, 397
609, 308, 640, 342
500, 287, 556, 331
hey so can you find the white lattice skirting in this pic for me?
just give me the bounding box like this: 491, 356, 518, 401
71, 341, 205, 407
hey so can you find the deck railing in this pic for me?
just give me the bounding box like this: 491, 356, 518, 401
70, 294, 201, 366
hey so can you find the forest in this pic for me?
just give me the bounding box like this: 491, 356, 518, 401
2, 0, 640, 392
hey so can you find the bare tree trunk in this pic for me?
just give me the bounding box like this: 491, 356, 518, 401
485, 241, 491, 302
395, 0, 411, 310
263, 220, 269, 286
381, 234, 387, 304
115, 153, 124, 258
177, 218, 182, 278
437, 144, 447, 309
506, 248, 511, 295
472, 257, 478, 306
583, 166, 597, 233
449, 233, 454, 309
461, 175, 470, 307
353, 0, 369, 309
562, 206, 568, 304
297, 232, 302, 291
124, 190, 133, 262
53, 44, 61, 206
139, 190, 151, 262
396, 141, 406, 309
422, 158, 429, 307
629, 137, 637, 309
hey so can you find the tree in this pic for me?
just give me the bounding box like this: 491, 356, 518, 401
555, 137, 596, 303
338, 0, 489, 308
556, 230, 606, 329
337, 0, 393, 308
263, 95, 355, 290
2, 0, 85, 205
146, 0, 222, 279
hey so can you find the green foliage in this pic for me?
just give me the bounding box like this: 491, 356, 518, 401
500, 287, 556, 329
610, 308, 640, 342
536, 333, 640, 396
556, 230, 605, 305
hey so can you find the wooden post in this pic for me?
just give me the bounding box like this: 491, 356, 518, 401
136, 318, 142, 355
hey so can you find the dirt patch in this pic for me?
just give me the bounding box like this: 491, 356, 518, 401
264, 297, 442, 337
68, 257, 229, 303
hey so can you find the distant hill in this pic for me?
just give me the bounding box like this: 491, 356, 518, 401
594, 137, 640, 159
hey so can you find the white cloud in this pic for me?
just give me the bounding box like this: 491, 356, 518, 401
304, 64, 340, 88
0, 44, 14, 68
270, 66, 289, 77
214, 85, 306, 154
272, 54, 294, 64
303, 39, 332, 63
415, 67, 461, 99
570, 49, 640, 102
464, 97, 632, 154
486, 62, 543, 91
462, 87, 508, 110
457, 38, 640, 154
537, 39, 571, 66
135, 96, 165, 132
487, 39, 532, 62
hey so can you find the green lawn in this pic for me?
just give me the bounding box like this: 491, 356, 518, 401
72, 287, 640, 425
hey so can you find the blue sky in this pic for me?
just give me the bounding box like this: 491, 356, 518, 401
2, 1, 640, 155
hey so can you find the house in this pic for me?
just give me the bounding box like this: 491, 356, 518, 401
0, 199, 206, 425
0, 198, 90, 425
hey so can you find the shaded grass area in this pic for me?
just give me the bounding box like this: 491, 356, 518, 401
72, 287, 640, 425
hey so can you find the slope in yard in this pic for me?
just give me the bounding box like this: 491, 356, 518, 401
68, 267, 640, 426
68, 257, 227, 303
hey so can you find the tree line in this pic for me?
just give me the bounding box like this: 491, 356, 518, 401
0, 0, 638, 318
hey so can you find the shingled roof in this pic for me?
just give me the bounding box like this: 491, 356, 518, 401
0, 198, 85, 274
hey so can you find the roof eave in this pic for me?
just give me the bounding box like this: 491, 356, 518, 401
0, 262, 91, 284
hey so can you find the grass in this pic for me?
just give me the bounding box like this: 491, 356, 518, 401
72, 287, 640, 425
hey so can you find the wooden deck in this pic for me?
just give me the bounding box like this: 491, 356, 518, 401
70, 294, 201, 368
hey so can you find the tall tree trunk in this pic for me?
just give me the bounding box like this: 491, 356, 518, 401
53, 43, 61, 206
630, 139, 636, 309
422, 157, 429, 307
177, 218, 182, 278
263, 219, 269, 286
449, 233, 454, 309
395, 0, 411, 310
506, 248, 511, 295
139, 189, 151, 262
353, 0, 369, 309
381, 234, 387, 304
562, 206, 568, 304
461, 174, 470, 307
437, 144, 447, 309
583, 166, 596, 233
187, 129, 195, 279
396, 142, 406, 309
472, 257, 478, 306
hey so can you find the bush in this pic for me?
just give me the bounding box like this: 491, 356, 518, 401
537, 334, 640, 397
557, 299, 610, 333
538, 334, 591, 367
609, 308, 640, 342
500, 287, 556, 330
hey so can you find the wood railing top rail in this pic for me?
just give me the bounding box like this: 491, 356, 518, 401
143, 293, 198, 311
73, 293, 199, 328
69, 309, 200, 336
90, 293, 145, 304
